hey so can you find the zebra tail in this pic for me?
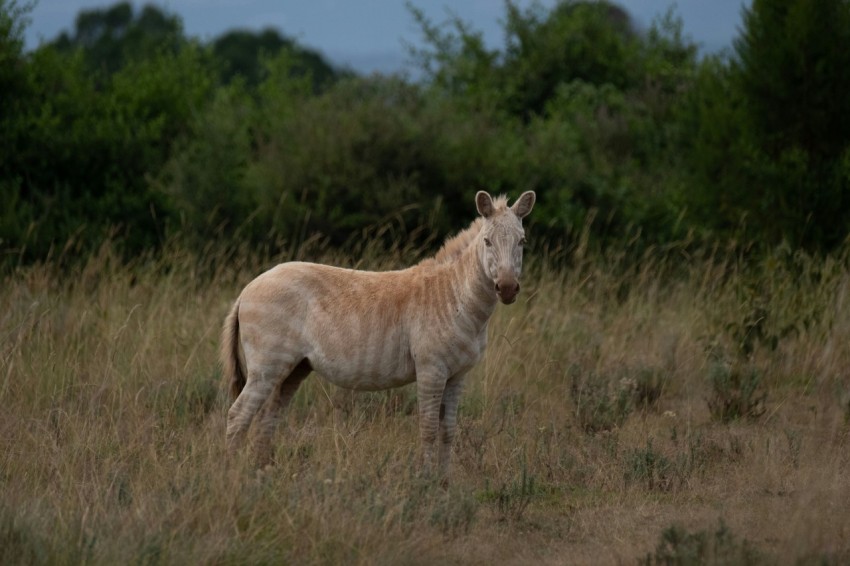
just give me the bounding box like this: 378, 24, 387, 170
221, 299, 246, 401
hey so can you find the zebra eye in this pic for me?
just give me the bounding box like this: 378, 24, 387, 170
519, 237, 527, 247
484, 238, 492, 247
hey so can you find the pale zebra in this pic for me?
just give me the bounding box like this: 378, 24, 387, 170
220, 190, 536, 477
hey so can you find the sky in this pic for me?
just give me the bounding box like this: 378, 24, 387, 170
23, 1, 750, 75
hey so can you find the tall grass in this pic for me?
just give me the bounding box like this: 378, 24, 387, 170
2, 239, 849, 564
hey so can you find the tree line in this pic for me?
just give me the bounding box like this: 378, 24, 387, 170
1, 0, 849, 266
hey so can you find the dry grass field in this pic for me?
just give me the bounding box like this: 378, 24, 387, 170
2, 239, 849, 565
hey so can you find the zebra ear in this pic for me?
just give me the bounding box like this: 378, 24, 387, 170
511, 191, 536, 219
476, 191, 495, 218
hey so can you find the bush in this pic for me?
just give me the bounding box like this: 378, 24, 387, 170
7, 0, 850, 263
569, 366, 635, 433
706, 361, 767, 423
624, 440, 674, 491
479, 464, 540, 522
156, 81, 258, 245
161, 69, 538, 252
642, 521, 768, 565
632, 367, 669, 410
409, 1, 697, 248
1, 41, 213, 263
682, 0, 850, 251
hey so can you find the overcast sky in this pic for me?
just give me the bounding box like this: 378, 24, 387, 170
24, 1, 750, 74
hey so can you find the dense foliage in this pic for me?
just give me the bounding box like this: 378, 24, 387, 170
684, 0, 850, 250
2, 0, 849, 265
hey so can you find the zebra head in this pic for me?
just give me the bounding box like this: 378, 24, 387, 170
475, 190, 536, 304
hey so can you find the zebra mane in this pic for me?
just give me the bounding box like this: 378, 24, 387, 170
427, 195, 510, 265
431, 218, 483, 264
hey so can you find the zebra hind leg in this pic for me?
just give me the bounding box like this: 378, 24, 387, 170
254, 359, 312, 467
225, 358, 299, 454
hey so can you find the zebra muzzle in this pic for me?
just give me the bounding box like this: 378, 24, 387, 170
495, 279, 519, 304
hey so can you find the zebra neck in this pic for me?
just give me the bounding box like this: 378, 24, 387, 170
451, 239, 498, 323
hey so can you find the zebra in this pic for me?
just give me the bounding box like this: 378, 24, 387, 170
221, 190, 536, 479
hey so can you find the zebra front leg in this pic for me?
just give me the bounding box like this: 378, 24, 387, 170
438, 373, 466, 481
416, 371, 447, 477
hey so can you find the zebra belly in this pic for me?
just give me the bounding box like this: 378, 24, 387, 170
305, 322, 416, 391
308, 353, 416, 391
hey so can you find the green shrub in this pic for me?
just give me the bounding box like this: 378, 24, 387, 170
624, 440, 674, 491
681, 0, 850, 251
156, 81, 258, 244
479, 464, 539, 522
631, 367, 669, 410
0, 508, 47, 566
706, 361, 767, 423
641, 520, 768, 565
569, 366, 635, 433
1, 42, 213, 263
